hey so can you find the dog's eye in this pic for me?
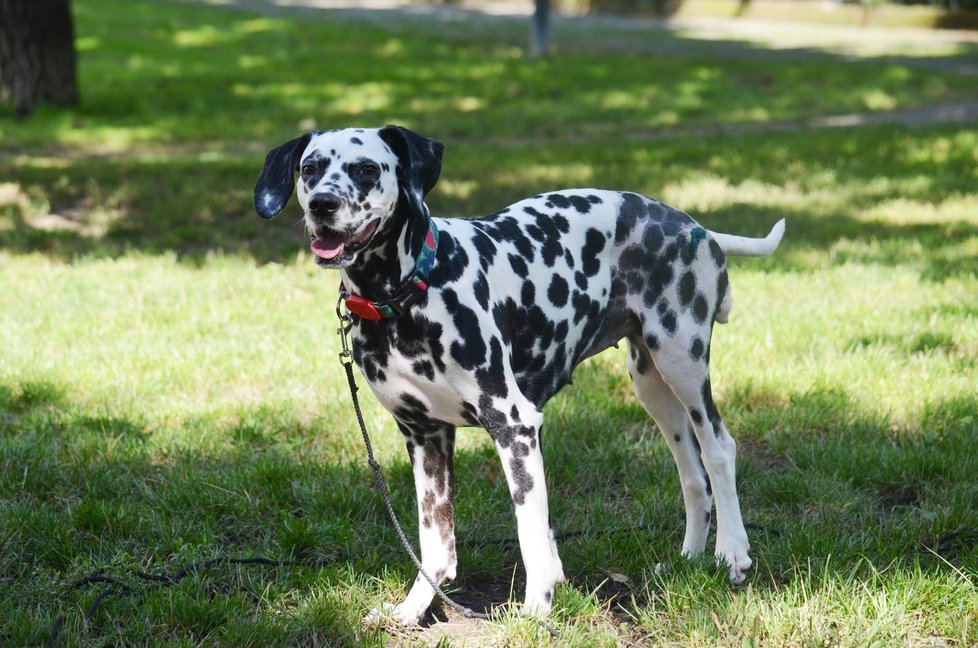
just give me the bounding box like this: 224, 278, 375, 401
300, 164, 316, 176
360, 163, 379, 177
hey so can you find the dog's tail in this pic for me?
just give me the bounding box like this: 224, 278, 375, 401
709, 219, 785, 257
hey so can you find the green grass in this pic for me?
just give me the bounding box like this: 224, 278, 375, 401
2, 0, 977, 645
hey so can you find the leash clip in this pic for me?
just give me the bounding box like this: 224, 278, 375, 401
336, 294, 354, 367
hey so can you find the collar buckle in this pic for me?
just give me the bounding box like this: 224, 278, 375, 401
344, 294, 385, 321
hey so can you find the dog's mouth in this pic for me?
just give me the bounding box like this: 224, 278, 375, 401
310, 219, 381, 266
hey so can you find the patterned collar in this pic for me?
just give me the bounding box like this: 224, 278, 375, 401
338, 218, 439, 321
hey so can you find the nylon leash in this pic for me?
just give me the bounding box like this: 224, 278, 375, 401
336, 302, 560, 638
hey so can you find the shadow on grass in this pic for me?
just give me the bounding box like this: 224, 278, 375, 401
3, 124, 977, 280
0, 0, 975, 283
3, 364, 976, 643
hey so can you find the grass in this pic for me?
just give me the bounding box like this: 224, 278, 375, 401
1, 0, 977, 645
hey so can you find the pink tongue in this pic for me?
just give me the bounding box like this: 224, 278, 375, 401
311, 235, 345, 260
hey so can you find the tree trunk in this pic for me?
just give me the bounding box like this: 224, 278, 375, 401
0, 0, 79, 115
530, 0, 550, 59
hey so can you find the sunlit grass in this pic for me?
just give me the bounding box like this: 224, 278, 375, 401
2, 0, 977, 150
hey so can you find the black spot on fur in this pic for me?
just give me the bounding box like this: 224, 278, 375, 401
541, 238, 563, 267
393, 393, 432, 429
571, 290, 591, 325
574, 271, 588, 290
642, 288, 657, 308
564, 249, 575, 268
548, 275, 569, 307
569, 195, 593, 213
480, 396, 537, 449
360, 355, 386, 383
475, 337, 508, 399
472, 230, 498, 273
619, 244, 644, 272
693, 293, 709, 324
486, 215, 535, 262
615, 193, 644, 243
509, 454, 534, 505
678, 271, 697, 308
460, 401, 479, 426
631, 342, 652, 374
709, 238, 725, 268
509, 253, 529, 278
428, 234, 468, 285
412, 360, 435, 381
442, 288, 487, 370
660, 310, 677, 335
474, 272, 490, 311
581, 228, 606, 277
715, 271, 729, 319
702, 378, 722, 434
547, 193, 571, 209
554, 321, 569, 343
687, 425, 712, 496
642, 223, 664, 253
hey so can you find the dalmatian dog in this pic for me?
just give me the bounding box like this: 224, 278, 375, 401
254, 126, 784, 625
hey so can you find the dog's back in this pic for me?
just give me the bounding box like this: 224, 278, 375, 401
425, 189, 731, 409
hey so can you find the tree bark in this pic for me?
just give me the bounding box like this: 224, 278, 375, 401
0, 0, 79, 115
530, 0, 550, 59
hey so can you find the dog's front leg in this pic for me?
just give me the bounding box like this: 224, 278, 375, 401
486, 405, 565, 616
367, 422, 457, 626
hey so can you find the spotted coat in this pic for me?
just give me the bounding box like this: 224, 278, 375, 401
254, 126, 784, 625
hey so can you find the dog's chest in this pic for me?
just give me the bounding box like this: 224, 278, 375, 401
348, 196, 628, 423
352, 321, 477, 427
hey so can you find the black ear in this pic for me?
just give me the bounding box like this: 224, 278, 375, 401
254, 133, 313, 220
379, 125, 444, 221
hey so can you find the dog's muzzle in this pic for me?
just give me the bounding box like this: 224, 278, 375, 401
310, 219, 381, 265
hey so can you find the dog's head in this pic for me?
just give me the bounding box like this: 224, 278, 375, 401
254, 126, 443, 268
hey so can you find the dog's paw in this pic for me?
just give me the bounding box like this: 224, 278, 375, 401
522, 589, 555, 618
715, 544, 752, 585
522, 557, 564, 617
363, 602, 422, 627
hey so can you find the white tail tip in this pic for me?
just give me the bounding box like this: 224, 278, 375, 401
710, 218, 786, 257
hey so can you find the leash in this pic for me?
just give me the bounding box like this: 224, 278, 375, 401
336, 300, 560, 637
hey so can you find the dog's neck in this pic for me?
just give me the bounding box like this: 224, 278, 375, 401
339, 206, 429, 301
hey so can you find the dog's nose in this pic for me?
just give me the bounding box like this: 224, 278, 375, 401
309, 192, 342, 217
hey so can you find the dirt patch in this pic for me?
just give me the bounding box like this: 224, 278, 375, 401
377, 580, 513, 646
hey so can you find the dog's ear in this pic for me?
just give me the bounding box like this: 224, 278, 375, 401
254, 133, 313, 220
379, 125, 444, 221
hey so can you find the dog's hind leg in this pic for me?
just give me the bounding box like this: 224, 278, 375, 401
645, 330, 752, 584
626, 337, 712, 557
367, 422, 457, 626
483, 403, 565, 616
